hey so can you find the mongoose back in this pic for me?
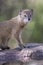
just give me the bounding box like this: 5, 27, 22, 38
0, 9, 33, 50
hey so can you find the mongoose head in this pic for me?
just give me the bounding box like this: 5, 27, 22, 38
18, 9, 33, 27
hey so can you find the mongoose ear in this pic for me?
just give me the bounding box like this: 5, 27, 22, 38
19, 9, 23, 15
31, 9, 33, 14
31, 9, 33, 12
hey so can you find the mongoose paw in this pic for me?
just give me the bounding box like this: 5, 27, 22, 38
1, 46, 10, 50
2, 63, 9, 65
19, 44, 26, 49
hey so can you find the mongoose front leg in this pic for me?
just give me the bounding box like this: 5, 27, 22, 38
15, 31, 25, 48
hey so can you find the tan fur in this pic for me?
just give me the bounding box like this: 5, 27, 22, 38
0, 9, 33, 49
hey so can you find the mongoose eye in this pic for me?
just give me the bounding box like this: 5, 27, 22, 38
24, 15, 27, 17
30, 14, 31, 17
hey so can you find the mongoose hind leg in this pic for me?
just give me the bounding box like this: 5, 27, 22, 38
0, 37, 10, 50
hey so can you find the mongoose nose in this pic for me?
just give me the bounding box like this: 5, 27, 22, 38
28, 18, 30, 21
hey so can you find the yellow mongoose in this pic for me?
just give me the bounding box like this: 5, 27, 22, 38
0, 9, 33, 50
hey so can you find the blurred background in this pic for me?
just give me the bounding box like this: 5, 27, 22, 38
0, 0, 43, 48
